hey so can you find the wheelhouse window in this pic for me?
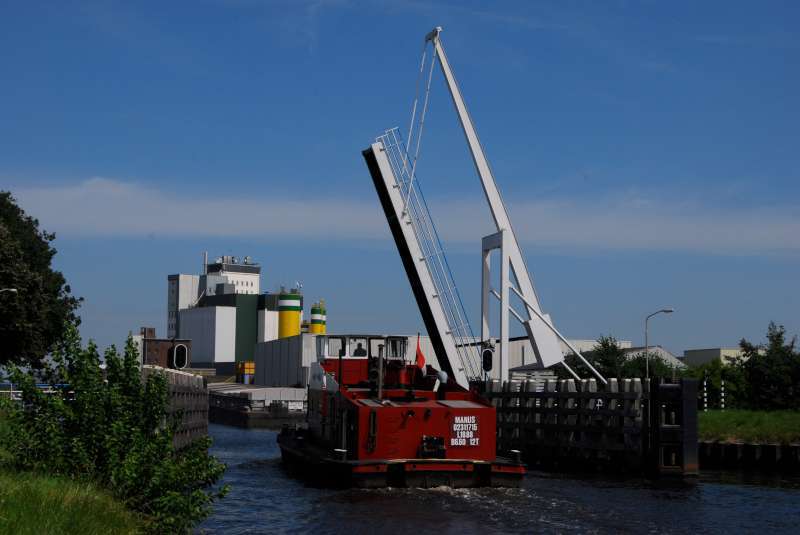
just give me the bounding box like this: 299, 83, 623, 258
349, 337, 368, 358
327, 336, 345, 358
369, 338, 385, 358
386, 337, 408, 360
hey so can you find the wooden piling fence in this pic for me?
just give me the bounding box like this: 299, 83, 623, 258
483, 377, 698, 477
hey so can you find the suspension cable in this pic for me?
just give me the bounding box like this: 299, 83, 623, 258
403, 42, 438, 213
405, 42, 428, 171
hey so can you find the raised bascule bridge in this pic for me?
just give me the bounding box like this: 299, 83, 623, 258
277, 27, 698, 486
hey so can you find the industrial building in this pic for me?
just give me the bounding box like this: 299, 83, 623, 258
167, 274, 200, 339
167, 255, 261, 339
180, 293, 283, 374
683, 347, 744, 367
131, 327, 191, 369
166, 253, 328, 375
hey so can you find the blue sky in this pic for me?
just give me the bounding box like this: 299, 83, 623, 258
3, 0, 799, 355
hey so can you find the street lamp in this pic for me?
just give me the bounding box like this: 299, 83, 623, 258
645, 308, 674, 381
0, 288, 18, 294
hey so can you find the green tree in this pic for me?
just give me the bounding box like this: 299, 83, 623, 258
740, 322, 799, 410
592, 335, 627, 378
0, 192, 81, 367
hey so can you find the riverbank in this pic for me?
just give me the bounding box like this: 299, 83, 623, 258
699, 410, 800, 444
0, 470, 144, 535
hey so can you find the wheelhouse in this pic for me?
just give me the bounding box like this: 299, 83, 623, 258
316, 334, 408, 361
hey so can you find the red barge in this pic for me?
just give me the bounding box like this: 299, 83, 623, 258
278, 335, 525, 488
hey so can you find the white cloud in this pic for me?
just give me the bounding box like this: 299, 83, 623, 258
12, 177, 800, 254
14, 177, 387, 240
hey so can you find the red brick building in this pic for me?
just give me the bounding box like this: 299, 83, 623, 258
137, 327, 192, 369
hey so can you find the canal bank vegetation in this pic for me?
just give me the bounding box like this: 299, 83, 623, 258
0, 192, 226, 532
0, 470, 143, 535
0, 326, 227, 533
699, 410, 800, 444
561, 324, 799, 411
692, 324, 800, 445
686, 322, 800, 412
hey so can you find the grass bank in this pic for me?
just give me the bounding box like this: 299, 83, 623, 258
699, 410, 800, 444
0, 471, 144, 535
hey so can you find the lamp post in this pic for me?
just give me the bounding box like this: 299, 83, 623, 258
0, 288, 18, 294
645, 308, 674, 381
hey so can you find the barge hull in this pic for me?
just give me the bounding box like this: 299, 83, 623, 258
278, 431, 524, 488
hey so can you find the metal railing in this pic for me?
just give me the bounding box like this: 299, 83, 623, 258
376, 127, 481, 380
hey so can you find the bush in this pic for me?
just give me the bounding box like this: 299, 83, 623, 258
0, 325, 227, 532
684, 357, 747, 409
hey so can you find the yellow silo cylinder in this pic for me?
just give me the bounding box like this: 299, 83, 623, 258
310, 300, 326, 334
278, 289, 302, 338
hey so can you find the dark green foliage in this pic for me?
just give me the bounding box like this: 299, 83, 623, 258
0, 326, 227, 532
619, 353, 679, 379
739, 322, 800, 410
0, 192, 82, 367
683, 322, 799, 411
684, 357, 747, 409
590, 336, 627, 378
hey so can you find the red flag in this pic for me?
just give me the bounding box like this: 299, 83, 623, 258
415, 334, 426, 372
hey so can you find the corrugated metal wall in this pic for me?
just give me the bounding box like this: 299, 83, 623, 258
254, 334, 312, 387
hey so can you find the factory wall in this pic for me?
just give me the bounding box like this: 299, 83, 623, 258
683, 348, 743, 367
200, 274, 227, 297
254, 334, 317, 387
167, 274, 199, 338
221, 271, 260, 294
179, 306, 236, 366
233, 294, 259, 362
195, 293, 259, 363
257, 309, 279, 342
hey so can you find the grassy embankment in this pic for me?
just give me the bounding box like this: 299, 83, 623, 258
0, 471, 144, 535
0, 409, 144, 534
699, 410, 800, 444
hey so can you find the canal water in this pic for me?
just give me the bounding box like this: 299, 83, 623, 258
199, 424, 800, 534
